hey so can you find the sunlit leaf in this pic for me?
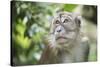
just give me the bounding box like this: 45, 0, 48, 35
15, 35, 31, 49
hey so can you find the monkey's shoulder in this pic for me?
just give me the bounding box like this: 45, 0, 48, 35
74, 36, 90, 62
80, 36, 90, 49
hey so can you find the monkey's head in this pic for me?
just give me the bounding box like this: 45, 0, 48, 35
49, 12, 81, 48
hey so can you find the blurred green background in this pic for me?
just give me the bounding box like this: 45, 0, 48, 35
11, 1, 97, 66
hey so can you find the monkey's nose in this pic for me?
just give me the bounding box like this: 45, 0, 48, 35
57, 29, 62, 32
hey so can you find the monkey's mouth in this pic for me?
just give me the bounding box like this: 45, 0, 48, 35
56, 36, 68, 40
56, 36, 68, 44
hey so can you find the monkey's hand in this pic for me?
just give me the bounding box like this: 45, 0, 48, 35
42, 34, 57, 48
39, 34, 58, 64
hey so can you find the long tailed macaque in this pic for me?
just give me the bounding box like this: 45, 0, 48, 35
39, 12, 89, 64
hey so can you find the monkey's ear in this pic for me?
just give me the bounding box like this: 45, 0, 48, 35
75, 15, 81, 27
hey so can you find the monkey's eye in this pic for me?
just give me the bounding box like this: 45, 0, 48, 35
63, 19, 70, 23
55, 20, 59, 24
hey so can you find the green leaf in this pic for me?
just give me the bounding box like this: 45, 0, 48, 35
64, 4, 77, 12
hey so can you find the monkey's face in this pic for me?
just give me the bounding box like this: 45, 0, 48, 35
50, 12, 81, 46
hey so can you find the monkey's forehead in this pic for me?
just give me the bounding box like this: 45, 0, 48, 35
58, 12, 73, 16
53, 12, 73, 21
54, 12, 73, 19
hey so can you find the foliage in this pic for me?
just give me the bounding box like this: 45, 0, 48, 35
64, 4, 77, 12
